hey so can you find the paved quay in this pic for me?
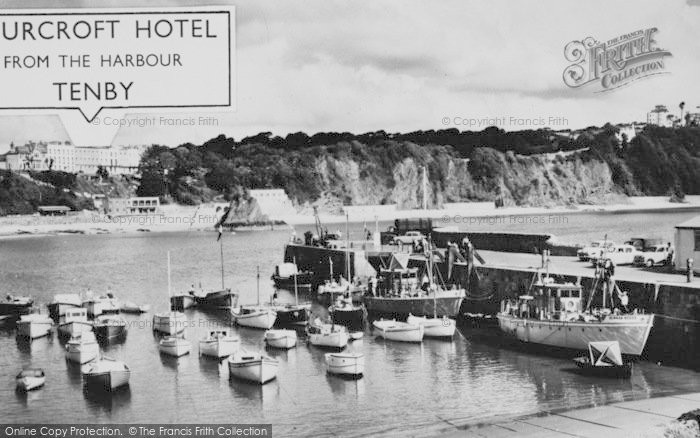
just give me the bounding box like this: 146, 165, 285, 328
477, 250, 700, 289
435, 392, 700, 438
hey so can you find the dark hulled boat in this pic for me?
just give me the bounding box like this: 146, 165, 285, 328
93, 315, 127, 341
273, 304, 311, 326
330, 296, 365, 332
271, 263, 314, 292
194, 288, 238, 310
0, 295, 34, 317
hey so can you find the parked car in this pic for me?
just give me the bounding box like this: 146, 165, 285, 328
392, 231, 425, 245
590, 244, 639, 266
633, 244, 671, 267
577, 240, 615, 261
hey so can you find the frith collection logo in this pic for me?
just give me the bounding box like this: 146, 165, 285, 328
563, 28, 671, 92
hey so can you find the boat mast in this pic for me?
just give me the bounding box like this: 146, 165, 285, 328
256, 265, 260, 306
293, 256, 299, 306
219, 238, 225, 289
167, 251, 172, 297
428, 237, 436, 318
345, 212, 350, 283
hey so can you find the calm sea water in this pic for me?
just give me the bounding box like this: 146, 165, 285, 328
1, 209, 700, 437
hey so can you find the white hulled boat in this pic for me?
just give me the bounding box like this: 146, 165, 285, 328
57, 308, 93, 337
497, 267, 655, 356
199, 330, 240, 358
48, 294, 82, 321
16, 314, 53, 339
152, 312, 187, 335
158, 336, 191, 357
325, 352, 364, 377
82, 358, 130, 391
228, 350, 278, 384
231, 266, 277, 329
65, 331, 100, 364
373, 319, 424, 343
264, 329, 297, 349
82, 292, 120, 318
232, 306, 277, 329
16, 368, 45, 392
307, 318, 349, 349
407, 314, 456, 338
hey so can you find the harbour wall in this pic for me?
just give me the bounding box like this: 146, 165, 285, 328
471, 265, 700, 369
432, 230, 579, 256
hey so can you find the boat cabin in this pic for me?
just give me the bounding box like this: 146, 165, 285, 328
504, 278, 584, 320
378, 267, 420, 297
63, 308, 88, 321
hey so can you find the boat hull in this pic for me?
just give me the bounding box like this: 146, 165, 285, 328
272, 273, 315, 291
16, 377, 45, 391
170, 295, 196, 311
94, 324, 127, 341
228, 358, 278, 384
17, 320, 52, 339
325, 353, 364, 377
83, 370, 130, 391
264, 330, 297, 349
199, 338, 240, 358
407, 315, 456, 338
0, 302, 33, 317
497, 314, 655, 356
58, 321, 93, 337
274, 306, 309, 326
308, 331, 348, 349
159, 341, 191, 357
195, 289, 237, 310
572, 357, 632, 378
373, 321, 424, 343
233, 309, 277, 330
152, 314, 187, 335
331, 307, 365, 332
65, 341, 100, 364
364, 295, 464, 319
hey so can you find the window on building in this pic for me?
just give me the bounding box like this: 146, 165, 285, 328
695, 230, 700, 252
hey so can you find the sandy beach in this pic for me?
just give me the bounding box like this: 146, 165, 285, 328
1, 196, 699, 239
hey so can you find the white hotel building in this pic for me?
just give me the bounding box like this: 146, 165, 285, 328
2, 141, 147, 175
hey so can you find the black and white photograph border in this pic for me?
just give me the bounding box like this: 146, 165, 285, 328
1, 1, 700, 437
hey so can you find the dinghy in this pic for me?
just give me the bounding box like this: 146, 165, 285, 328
57, 308, 93, 337
199, 330, 240, 358
307, 318, 348, 349
407, 314, 456, 338
373, 319, 424, 343
158, 336, 191, 357
65, 332, 100, 364
228, 351, 278, 384
264, 329, 297, 349
82, 358, 130, 391
325, 352, 364, 377
16, 314, 53, 339
16, 368, 45, 392
573, 341, 632, 378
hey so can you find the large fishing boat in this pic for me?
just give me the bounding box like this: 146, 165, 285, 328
364, 253, 465, 319
496, 266, 654, 356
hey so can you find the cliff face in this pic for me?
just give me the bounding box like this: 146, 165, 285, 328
134, 127, 700, 215
304, 145, 623, 212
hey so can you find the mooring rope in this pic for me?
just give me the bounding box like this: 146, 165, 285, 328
655, 314, 700, 324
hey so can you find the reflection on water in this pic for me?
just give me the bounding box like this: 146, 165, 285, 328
0, 228, 699, 436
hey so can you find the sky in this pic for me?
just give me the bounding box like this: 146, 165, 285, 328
0, 0, 699, 149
